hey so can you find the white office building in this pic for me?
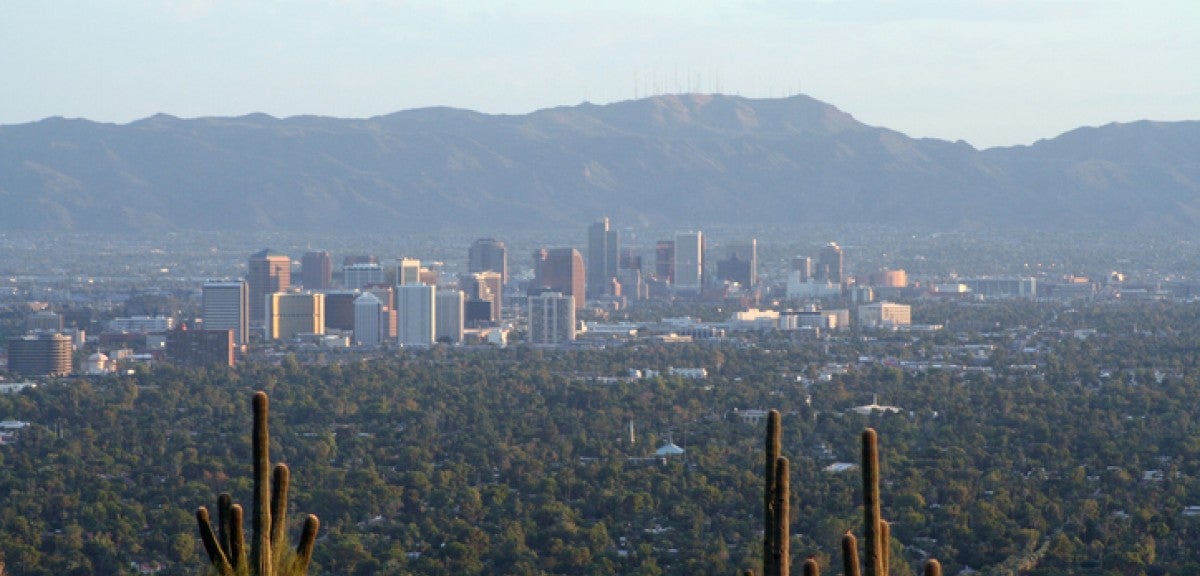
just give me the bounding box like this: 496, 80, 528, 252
397, 284, 436, 345
353, 292, 383, 346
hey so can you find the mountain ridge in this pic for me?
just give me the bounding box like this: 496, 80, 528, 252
1, 94, 1196, 234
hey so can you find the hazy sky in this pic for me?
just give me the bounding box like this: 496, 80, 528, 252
3, 1, 1197, 148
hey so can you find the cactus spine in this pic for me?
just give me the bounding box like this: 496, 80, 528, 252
196, 391, 320, 575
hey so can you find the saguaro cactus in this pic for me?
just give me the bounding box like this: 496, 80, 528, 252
764, 409, 782, 576
195, 391, 320, 575
862, 428, 884, 576
923, 559, 942, 576
773, 456, 791, 576
802, 557, 819, 576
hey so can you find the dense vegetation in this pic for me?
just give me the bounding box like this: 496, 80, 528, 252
3, 301, 1200, 575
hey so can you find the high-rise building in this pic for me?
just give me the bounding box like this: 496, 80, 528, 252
353, 292, 383, 346
389, 258, 421, 286
248, 249, 290, 325
619, 247, 642, 271
655, 240, 675, 283
397, 284, 436, 346
716, 239, 757, 288
25, 310, 63, 332
265, 292, 324, 341
364, 286, 397, 340
674, 231, 705, 294
6, 333, 72, 376
791, 256, 812, 283
528, 292, 576, 344
857, 301, 912, 327
533, 248, 585, 310
343, 263, 384, 290
203, 281, 249, 344
300, 250, 332, 291
867, 269, 908, 288
436, 289, 464, 344
587, 217, 619, 298
165, 327, 235, 368
462, 271, 502, 325
468, 238, 508, 285
816, 242, 844, 285
323, 290, 360, 331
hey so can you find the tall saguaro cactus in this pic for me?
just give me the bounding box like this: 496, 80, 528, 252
862, 428, 884, 576
772, 456, 791, 576
195, 391, 320, 576
763, 409, 782, 576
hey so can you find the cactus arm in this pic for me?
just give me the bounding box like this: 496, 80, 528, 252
841, 531, 861, 576
289, 515, 321, 575
196, 507, 234, 575
271, 463, 290, 564
229, 504, 247, 571
880, 519, 890, 576
802, 557, 819, 576
923, 559, 942, 576
217, 493, 234, 559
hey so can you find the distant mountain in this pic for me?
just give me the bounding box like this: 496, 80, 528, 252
1, 94, 1197, 234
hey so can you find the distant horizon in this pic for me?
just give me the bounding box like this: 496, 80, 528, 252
4, 91, 1194, 152
3, 2, 1197, 149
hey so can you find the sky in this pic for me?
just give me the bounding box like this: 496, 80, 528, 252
2, 1, 1197, 148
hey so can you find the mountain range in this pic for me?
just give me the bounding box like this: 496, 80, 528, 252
1, 93, 1197, 234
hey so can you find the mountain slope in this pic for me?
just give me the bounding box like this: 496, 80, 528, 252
0, 94, 1196, 233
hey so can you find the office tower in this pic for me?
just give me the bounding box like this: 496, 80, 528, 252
816, 242, 844, 285
436, 289, 465, 344
165, 327, 235, 368
343, 263, 384, 290
343, 255, 378, 267
533, 248, 586, 310
673, 231, 705, 294
418, 267, 440, 286
463, 271, 502, 325
587, 217, 619, 298
716, 239, 757, 288
655, 240, 675, 283
528, 292, 576, 344
857, 301, 912, 327
26, 310, 63, 332
468, 238, 508, 285
323, 290, 360, 331
6, 333, 72, 376
265, 292, 324, 341
301, 250, 332, 291
247, 249, 290, 325
791, 256, 812, 283
353, 292, 383, 346
388, 258, 421, 286
868, 269, 908, 288
203, 281, 249, 345
617, 268, 647, 300
397, 284, 436, 345
619, 247, 642, 271
364, 286, 397, 339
